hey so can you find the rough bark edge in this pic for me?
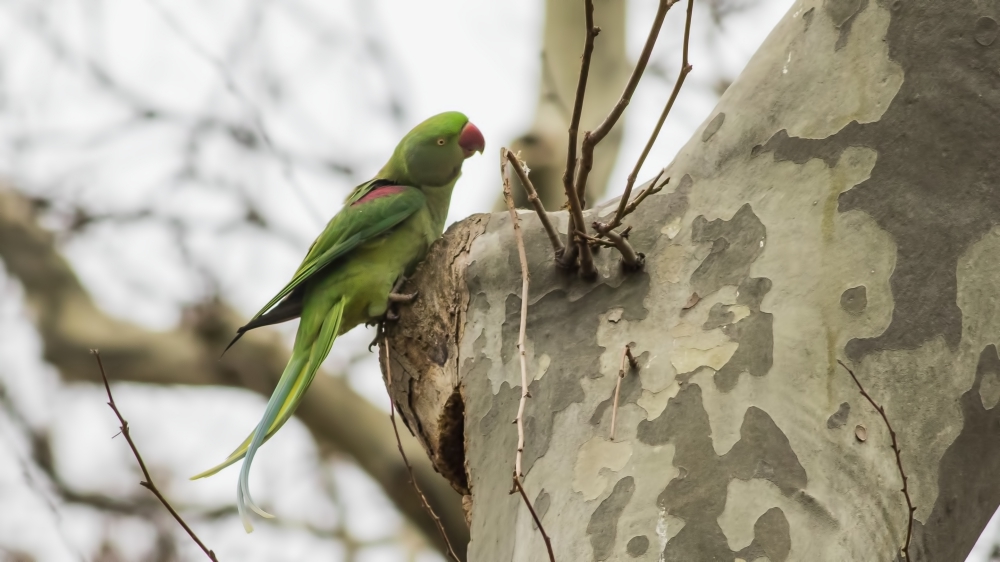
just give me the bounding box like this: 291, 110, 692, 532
383, 214, 490, 496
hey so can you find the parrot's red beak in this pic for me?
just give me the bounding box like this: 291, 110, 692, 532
459, 122, 485, 157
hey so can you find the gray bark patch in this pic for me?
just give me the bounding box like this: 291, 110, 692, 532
726, 407, 808, 493
703, 302, 736, 330
626, 535, 649, 557
757, 0, 1000, 364
493, 270, 650, 472
716, 277, 774, 392
690, 204, 766, 298
826, 402, 851, 429
716, 309, 774, 392
636, 385, 808, 560
532, 490, 550, 530
975, 16, 998, 46
734, 507, 792, 562
702, 113, 726, 142
824, 0, 869, 50
587, 476, 635, 561
803, 7, 816, 30
910, 344, 1000, 561
840, 285, 868, 315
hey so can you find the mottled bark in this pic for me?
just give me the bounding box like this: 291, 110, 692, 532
388, 0, 1000, 560
0, 188, 470, 559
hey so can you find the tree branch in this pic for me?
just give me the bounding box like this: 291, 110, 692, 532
837, 360, 915, 562
92, 351, 219, 562
502, 151, 555, 562
609, 345, 637, 441
504, 149, 564, 257
610, 0, 694, 230
573, 0, 675, 207
558, 0, 598, 277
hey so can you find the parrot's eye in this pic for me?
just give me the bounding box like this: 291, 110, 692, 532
436, 138, 446, 146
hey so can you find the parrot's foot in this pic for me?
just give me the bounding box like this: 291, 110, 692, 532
385, 274, 419, 321
369, 321, 385, 352
385, 290, 418, 321
387, 290, 419, 303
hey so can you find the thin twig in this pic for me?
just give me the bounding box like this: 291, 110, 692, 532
558, 0, 598, 277
382, 339, 461, 562
501, 150, 532, 480
610, 345, 638, 441
595, 224, 644, 270
621, 174, 668, 219
91, 350, 219, 562
505, 149, 564, 257
574, 0, 675, 207
610, 0, 694, 230
575, 231, 617, 248
502, 151, 555, 562
837, 360, 915, 562
595, 170, 667, 235
512, 475, 555, 562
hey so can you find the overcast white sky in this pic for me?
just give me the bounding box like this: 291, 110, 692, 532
0, 0, 996, 560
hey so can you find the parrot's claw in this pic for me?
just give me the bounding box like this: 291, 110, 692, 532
388, 290, 418, 303
383, 275, 418, 322
390, 275, 409, 294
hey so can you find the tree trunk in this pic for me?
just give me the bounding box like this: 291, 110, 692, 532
385, 0, 1000, 560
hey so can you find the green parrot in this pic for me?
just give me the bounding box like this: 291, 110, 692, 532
191, 111, 484, 532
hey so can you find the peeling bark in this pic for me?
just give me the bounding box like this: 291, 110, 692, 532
387, 0, 1000, 559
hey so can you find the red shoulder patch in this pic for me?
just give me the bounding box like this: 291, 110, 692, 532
352, 185, 409, 206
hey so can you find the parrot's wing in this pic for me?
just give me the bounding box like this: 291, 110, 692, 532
223, 183, 424, 351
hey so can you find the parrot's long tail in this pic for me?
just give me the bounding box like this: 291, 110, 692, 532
190, 296, 347, 533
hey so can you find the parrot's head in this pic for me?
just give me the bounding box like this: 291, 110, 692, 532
393, 111, 484, 187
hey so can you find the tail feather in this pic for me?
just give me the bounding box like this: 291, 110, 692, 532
191, 297, 347, 533
220, 290, 305, 357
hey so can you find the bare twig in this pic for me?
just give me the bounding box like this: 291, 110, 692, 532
558, 0, 598, 277
595, 170, 667, 235
575, 0, 675, 200
611, 0, 695, 230
594, 223, 644, 270
382, 339, 461, 562
574, 0, 674, 212
501, 151, 533, 479
837, 360, 915, 562
621, 174, 668, 220
609, 345, 639, 441
504, 149, 564, 257
512, 475, 555, 562
91, 350, 219, 562
575, 231, 617, 249
502, 151, 555, 562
